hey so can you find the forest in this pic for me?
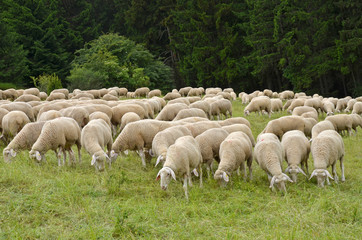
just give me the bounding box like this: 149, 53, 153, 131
0, 0, 361, 97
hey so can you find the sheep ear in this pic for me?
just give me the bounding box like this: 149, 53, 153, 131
155, 155, 163, 167
222, 172, 229, 182
110, 150, 118, 159
282, 173, 293, 183
309, 170, 317, 180
124, 150, 129, 155
105, 153, 111, 163
284, 166, 290, 174
35, 151, 42, 161
156, 169, 162, 181
169, 168, 177, 181
325, 170, 334, 180
297, 166, 307, 177
192, 168, 199, 177
10, 149, 17, 157
149, 149, 154, 157
91, 155, 97, 165
269, 176, 276, 188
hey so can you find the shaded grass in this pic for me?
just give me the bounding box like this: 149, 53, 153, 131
0, 99, 361, 239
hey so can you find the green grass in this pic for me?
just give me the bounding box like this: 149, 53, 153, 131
0, 100, 361, 239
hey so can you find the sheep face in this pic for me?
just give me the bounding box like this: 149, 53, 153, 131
244, 110, 250, 116
29, 150, 45, 162
270, 174, 293, 192
309, 169, 334, 187
285, 165, 307, 183
214, 170, 229, 187
3, 148, 16, 163
91, 152, 110, 172
156, 167, 176, 190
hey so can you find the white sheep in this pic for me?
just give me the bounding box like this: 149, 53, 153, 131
81, 119, 113, 171
309, 130, 345, 187
217, 117, 251, 129
89, 111, 112, 128
244, 96, 272, 117
350, 113, 362, 134
345, 99, 357, 112
189, 101, 211, 118
292, 106, 318, 121
221, 124, 255, 147
37, 110, 63, 122
311, 120, 335, 139
281, 130, 310, 182
60, 106, 90, 128
147, 89, 162, 98
173, 108, 208, 121
209, 99, 232, 120
156, 136, 203, 200
279, 90, 294, 100
152, 125, 192, 166
1, 111, 31, 143
352, 102, 362, 115
163, 92, 181, 101
286, 98, 306, 113
214, 131, 253, 186
29, 117, 82, 166
184, 121, 221, 137
195, 128, 229, 178
325, 114, 353, 136
155, 103, 188, 121
254, 133, 293, 192
3, 121, 46, 163
321, 99, 335, 116
179, 87, 192, 96
271, 99, 283, 112
335, 97, 351, 112
261, 115, 306, 139
119, 112, 141, 131
134, 87, 150, 98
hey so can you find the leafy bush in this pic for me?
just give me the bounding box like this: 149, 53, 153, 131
0, 82, 17, 90
31, 73, 62, 94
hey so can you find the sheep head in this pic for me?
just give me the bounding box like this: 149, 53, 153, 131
29, 150, 44, 162
156, 167, 176, 190
270, 174, 293, 192
309, 169, 333, 187
91, 152, 111, 172
285, 165, 307, 183
110, 150, 119, 161
3, 148, 16, 163
214, 170, 229, 187
244, 110, 250, 116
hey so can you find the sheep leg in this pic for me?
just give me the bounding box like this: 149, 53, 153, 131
55, 149, 61, 166
326, 176, 331, 185
247, 157, 253, 180
332, 163, 338, 183
183, 175, 189, 201
138, 149, 146, 168
77, 144, 82, 163
199, 165, 203, 187
206, 164, 211, 179
69, 149, 76, 166
62, 149, 67, 166
188, 173, 193, 187
340, 157, 345, 182
240, 162, 247, 180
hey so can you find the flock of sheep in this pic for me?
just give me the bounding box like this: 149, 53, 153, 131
0, 86, 361, 200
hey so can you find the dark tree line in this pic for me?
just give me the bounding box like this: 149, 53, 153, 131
0, 0, 361, 96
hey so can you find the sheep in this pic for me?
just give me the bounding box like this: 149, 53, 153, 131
155, 103, 188, 121
81, 104, 113, 121
179, 87, 192, 96
221, 124, 255, 147
210, 99, 232, 120
272, 92, 279, 98
163, 92, 181, 101
187, 88, 203, 97
350, 113, 362, 134
311, 120, 335, 139
283, 99, 293, 111
3, 121, 46, 163
325, 114, 353, 136
134, 87, 150, 98
217, 117, 251, 129
23, 88, 39, 97
271, 99, 283, 112
51, 88, 69, 98
153, 125, 193, 166
254, 133, 293, 192
29, 117, 82, 166
1, 111, 31, 143
292, 106, 319, 121
352, 102, 362, 115
15, 94, 41, 102
173, 117, 209, 124
189, 101, 211, 118
103, 93, 119, 101
173, 108, 208, 121
205, 88, 222, 95
216, 92, 232, 101
120, 112, 141, 131
262, 116, 306, 139
89, 111, 112, 128
60, 106, 89, 128
304, 98, 323, 113
345, 99, 357, 112
85, 89, 101, 99
36, 101, 72, 119
184, 121, 221, 137
241, 94, 250, 104
111, 104, 145, 128
156, 136, 203, 200
111, 119, 174, 167
244, 96, 272, 117
37, 110, 63, 122
186, 96, 201, 104
263, 89, 273, 97
168, 98, 190, 105
152, 96, 166, 109
214, 131, 253, 186
46, 92, 66, 101
147, 89, 162, 98
126, 100, 153, 119
335, 97, 351, 112
3, 89, 18, 100
0, 108, 9, 132
1, 102, 35, 121
356, 96, 362, 102
279, 90, 294, 100
287, 98, 306, 113
39, 92, 48, 100
127, 92, 135, 98
195, 128, 229, 178
281, 130, 310, 182
72, 92, 95, 99
119, 88, 128, 96
309, 130, 345, 187
320, 100, 335, 116
81, 119, 113, 171
303, 117, 318, 137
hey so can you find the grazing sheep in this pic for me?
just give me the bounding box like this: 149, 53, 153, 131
287, 98, 306, 113
46, 92, 66, 101
81, 119, 113, 171
60, 106, 90, 128
1, 111, 31, 143
134, 87, 150, 98
29, 117, 82, 166
153, 125, 192, 165
23, 88, 40, 97
37, 110, 63, 122
195, 128, 229, 178
244, 96, 272, 117
281, 130, 310, 182
325, 114, 353, 136
263, 89, 273, 98
189, 101, 211, 118
292, 106, 318, 121
216, 92, 232, 101
163, 92, 181, 101
254, 133, 293, 192
241, 94, 250, 104
3, 89, 19, 100
218, 117, 251, 129
188, 88, 203, 97
279, 90, 294, 100
352, 102, 362, 115
156, 136, 203, 200
89, 112, 112, 128
350, 113, 362, 134
309, 130, 345, 187
15, 94, 41, 102
39, 92, 48, 100
155, 103, 188, 121
111, 104, 145, 128
152, 96, 166, 109
221, 124, 255, 147
283, 99, 293, 111
168, 98, 190, 105
51, 89, 69, 98
120, 112, 141, 131
345, 99, 357, 112
210, 99, 232, 120
311, 120, 335, 139
103, 93, 119, 101
304, 98, 323, 113
214, 132, 253, 186
335, 97, 351, 112
148, 89, 162, 98
184, 121, 221, 137
262, 116, 306, 139
179, 87, 192, 96
1, 102, 35, 121
111, 120, 174, 167
0, 108, 9, 132
173, 108, 208, 121
119, 88, 128, 96
271, 99, 283, 112
303, 117, 318, 137
72, 92, 95, 99
3, 121, 46, 162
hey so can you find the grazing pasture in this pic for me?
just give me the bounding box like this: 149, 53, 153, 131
0, 99, 360, 239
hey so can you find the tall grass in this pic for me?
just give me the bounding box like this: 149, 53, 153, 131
0, 100, 360, 239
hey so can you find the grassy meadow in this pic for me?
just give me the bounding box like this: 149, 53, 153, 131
0, 100, 361, 239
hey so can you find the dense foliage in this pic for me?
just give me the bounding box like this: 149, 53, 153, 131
0, 0, 361, 96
